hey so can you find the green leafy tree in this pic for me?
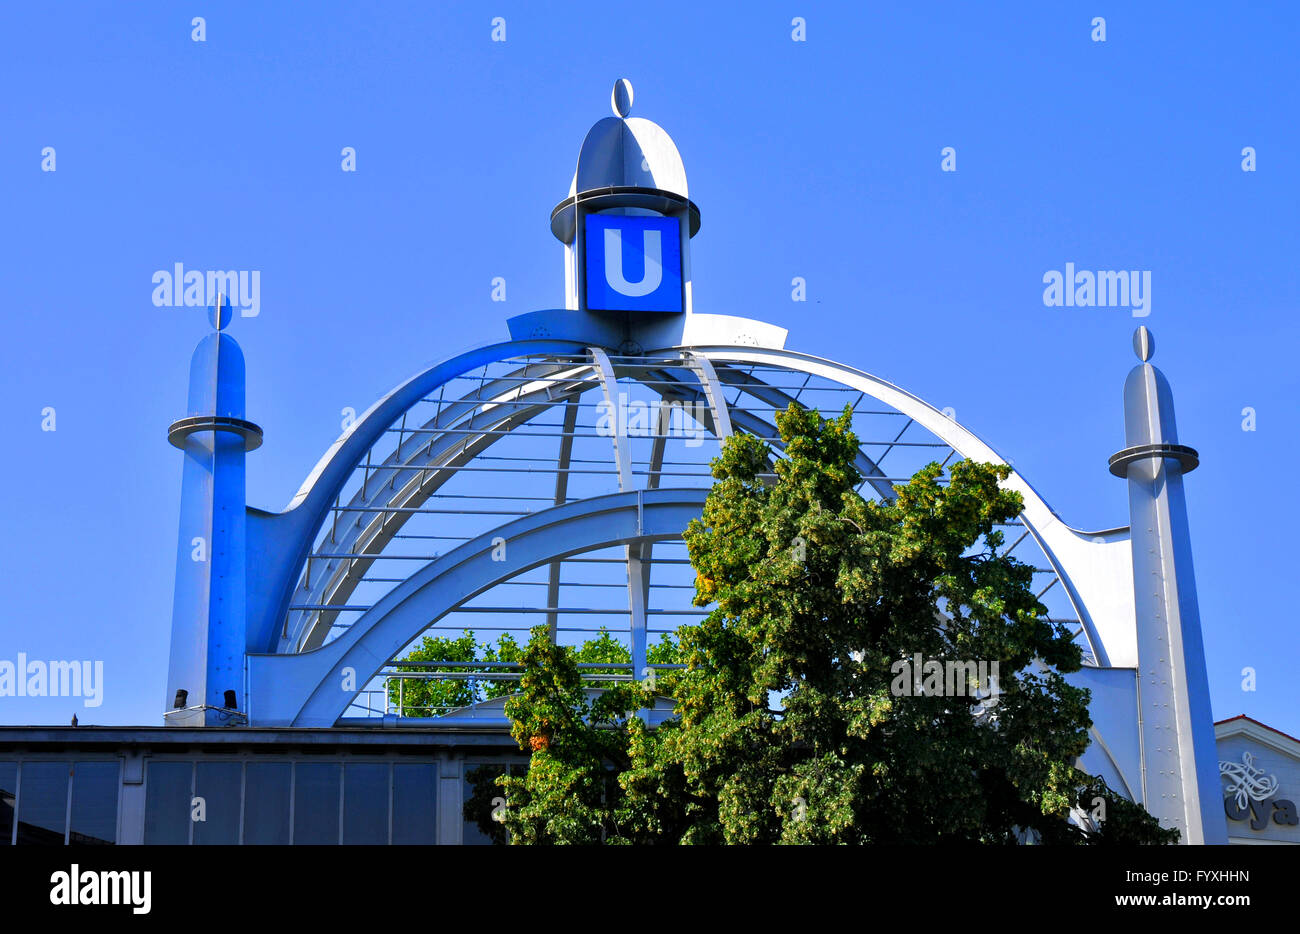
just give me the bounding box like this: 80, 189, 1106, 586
459, 630, 681, 843
487, 404, 1176, 844
387, 632, 481, 717
481, 633, 525, 700
390, 628, 679, 718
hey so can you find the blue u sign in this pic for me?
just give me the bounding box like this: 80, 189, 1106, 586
585, 214, 683, 313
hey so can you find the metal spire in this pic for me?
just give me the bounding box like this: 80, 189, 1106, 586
1110, 326, 1226, 844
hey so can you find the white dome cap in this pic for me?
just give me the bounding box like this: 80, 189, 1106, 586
552, 80, 698, 244
568, 80, 688, 198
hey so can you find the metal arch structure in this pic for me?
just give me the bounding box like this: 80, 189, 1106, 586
236, 324, 1120, 724
248, 488, 708, 728
271, 335, 1123, 660
164, 80, 1226, 844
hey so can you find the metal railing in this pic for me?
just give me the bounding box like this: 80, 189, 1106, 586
342, 663, 689, 719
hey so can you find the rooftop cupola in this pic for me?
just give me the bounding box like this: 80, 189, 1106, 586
551, 80, 699, 315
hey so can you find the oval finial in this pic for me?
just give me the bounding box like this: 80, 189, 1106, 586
612, 78, 633, 118
208, 293, 233, 332
1132, 326, 1154, 362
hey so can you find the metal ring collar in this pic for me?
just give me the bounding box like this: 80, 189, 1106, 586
168, 415, 264, 452
1108, 442, 1198, 478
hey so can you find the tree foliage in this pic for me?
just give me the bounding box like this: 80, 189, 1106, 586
477, 404, 1177, 844
388, 631, 524, 716
457, 632, 681, 843
390, 629, 680, 718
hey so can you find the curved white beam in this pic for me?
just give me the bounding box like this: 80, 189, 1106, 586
682, 351, 733, 440
588, 346, 634, 491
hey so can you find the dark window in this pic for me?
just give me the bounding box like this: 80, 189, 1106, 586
243, 762, 290, 845
143, 761, 193, 845
293, 762, 340, 844
194, 761, 242, 845
343, 763, 389, 845
0, 762, 15, 845
69, 762, 119, 845
463, 763, 521, 845
17, 761, 70, 844
392, 763, 437, 845
16, 759, 69, 848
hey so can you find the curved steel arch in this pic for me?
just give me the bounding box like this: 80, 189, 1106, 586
688, 345, 1136, 669
254, 339, 1132, 661
247, 331, 1135, 733
247, 488, 709, 727
279, 350, 735, 653
283, 359, 601, 652
279, 350, 917, 657
245, 339, 594, 654
643, 359, 900, 500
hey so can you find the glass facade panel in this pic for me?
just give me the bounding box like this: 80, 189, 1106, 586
243, 761, 291, 845
144, 761, 193, 844
392, 763, 437, 845
69, 761, 119, 845
293, 762, 340, 844
1, 753, 452, 846
194, 761, 242, 845
0, 762, 15, 845
343, 763, 389, 844
17, 761, 69, 844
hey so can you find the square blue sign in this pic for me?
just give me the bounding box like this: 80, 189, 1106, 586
584, 214, 683, 313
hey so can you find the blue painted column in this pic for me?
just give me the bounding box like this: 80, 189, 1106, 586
1109, 326, 1226, 844
164, 297, 262, 726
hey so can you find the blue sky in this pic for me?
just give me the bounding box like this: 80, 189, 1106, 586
0, 1, 1296, 734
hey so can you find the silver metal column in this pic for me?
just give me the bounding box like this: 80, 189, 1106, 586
1109, 326, 1226, 844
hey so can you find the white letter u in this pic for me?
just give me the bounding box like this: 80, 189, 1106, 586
604, 228, 662, 297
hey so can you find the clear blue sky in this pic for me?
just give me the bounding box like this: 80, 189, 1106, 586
1, 1, 1296, 734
